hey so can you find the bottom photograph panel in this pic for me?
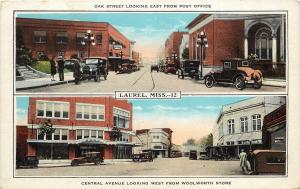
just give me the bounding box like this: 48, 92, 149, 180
15, 96, 286, 177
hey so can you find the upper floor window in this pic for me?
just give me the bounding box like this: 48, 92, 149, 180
96, 33, 102, 44
240, 117, 248, 133
56, 32, 68, 44
116, 133, 129, 142
37, 128, 68, 141
75, 103, 105, 121
36, 100, 69, 119
33, 31, 47, 43
252, 114, 262, 131
228, 119, 235, 134
76, 32, 85, 45
76, 129, 104, 140
113, 107, 130, 129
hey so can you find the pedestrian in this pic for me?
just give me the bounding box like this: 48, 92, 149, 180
247, 150, 254, 173
73, 60, 81, 85
239, 149, 248, 173
57, 56, 65, 81
50, 56, 57, 81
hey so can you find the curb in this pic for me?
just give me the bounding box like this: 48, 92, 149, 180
16, 79, 75, 91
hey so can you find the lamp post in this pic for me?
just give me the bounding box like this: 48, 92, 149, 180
81, 30, 96, 57
197, 31, 208, 78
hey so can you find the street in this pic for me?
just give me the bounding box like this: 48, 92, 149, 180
16, 157, 243, 176
19, 65, 285, 93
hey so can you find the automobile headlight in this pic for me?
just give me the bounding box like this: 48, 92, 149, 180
90, 68, 93, 72
80, 68, 83, 72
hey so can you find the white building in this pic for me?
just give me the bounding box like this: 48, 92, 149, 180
179, 34, 189, 60
212, 96, 285, 157
132, 128, 172, 158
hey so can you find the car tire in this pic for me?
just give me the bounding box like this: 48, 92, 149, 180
205, 76, 214, 88
234, 76, 246, 90
95, 161, 101, 165
253, 79, 262, 89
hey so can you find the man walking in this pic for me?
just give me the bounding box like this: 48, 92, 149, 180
57, 56, 65, 81
239, 149, 247, 173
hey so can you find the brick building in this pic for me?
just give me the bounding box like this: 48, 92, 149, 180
186, 14, 286, 77
164, 32, 188, 64
19, 97, 136, 161
16, 18, 139, 68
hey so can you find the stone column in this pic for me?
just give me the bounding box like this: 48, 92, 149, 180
272, 35, 277, 69
244, 37, 248, 59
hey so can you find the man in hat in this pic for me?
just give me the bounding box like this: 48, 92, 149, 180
57, 56, 65, 81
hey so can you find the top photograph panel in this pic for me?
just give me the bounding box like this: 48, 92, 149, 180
15, 12, 287, 94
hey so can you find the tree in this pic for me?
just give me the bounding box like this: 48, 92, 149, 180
184, 138, 197, 145
16, 27, 36, 66
198, 133, 213, 147
182, 47, 189, 59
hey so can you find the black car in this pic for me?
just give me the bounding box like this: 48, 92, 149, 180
150, 64, 159, 72
204, 58, 263, 90
71, 152, 104, 166
16, 156, 39, 168
189, 150, 197, 160
177, 60, 200, 79
64, 59, 80, 70
81, 57, 108, 82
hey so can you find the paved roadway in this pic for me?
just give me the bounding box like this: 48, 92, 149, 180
19, 65, 285, 94
16, 157, 243, 176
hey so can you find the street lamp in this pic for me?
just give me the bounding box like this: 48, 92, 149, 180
81, 30, 96, 57
197, 31, 208, 78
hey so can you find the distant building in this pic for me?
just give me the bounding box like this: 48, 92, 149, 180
133, 128, 173, 158
212, 96, 286, 158
164, 32, 188, 64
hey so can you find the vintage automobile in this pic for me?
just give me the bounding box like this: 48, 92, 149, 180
81, 57, 108, 81
198, 152, 210, 160
164, 63, 177, 74
118, 63, 133, 74
204, 58, 263, 90
251, 150, 286, 175
64, 59, 80, 70
132, 152, 153, 162
189, 150, 197, 160
71, 152, 104, 166
150, 64, 159, 72
177, 60, 200, 79
16, 155, 39, 168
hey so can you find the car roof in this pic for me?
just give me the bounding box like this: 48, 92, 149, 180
253, 149, 286, 155
85, 57, 108, 60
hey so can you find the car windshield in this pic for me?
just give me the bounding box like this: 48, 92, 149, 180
86, 59, 103, 65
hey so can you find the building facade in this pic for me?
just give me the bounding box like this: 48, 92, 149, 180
133, 128, 173, 158
186, 14, 286, 77
16, 18, 139, 67
212, 96, 286, 158
21, 97, 135, 161
164, 32, 188, 64
179, 34, 189, 60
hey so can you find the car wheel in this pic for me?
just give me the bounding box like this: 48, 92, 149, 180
71, 161, 78, 166
235, 76, 246, 90
205, 76, 214, 88
95, 161, 101, 165
253, 78, 262, 89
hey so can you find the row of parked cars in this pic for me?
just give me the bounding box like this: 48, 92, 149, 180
153, 58, 263, 90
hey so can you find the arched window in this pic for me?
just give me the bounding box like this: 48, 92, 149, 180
255, 27, 272, 60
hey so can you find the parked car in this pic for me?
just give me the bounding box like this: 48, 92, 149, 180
189, 150, 197, 160
151, 64, 159, 72
177, 60, 200, 79
198, 152, 210, 160
251, 150, 285, 175
16, 155, 39, 168
170, 150, 183, 158
81, 57, 108, 81
71, 152, 104, 166
132, 152, 153, 162
64, 59, 80, 70
164, 64, 177, 74
118, 63, 132, 73
204, 58, 263, 90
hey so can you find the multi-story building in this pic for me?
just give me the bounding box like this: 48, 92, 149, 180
16, 18, 139, 68
164, 31, 188, 64
20, 97, 135, 161
186, 14, 286, 78
212, 96, 286, 158
133, 128, 173, 158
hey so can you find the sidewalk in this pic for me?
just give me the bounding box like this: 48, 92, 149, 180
262, 78, 286, 87
16, 72, 74, 91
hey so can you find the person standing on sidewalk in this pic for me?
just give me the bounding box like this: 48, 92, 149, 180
57, 56, 65, 81
50, 56, 57, 81
239, 149, 248, 173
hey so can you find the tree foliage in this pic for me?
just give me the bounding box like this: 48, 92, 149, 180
182, 47, 189, 59
16, 27, 36, 66
184, 138, 197, 145
39, 119, 55, 135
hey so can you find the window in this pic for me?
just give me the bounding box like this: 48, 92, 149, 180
252, 114, 262, 131
113, 108, 130, 129
76, 103, 105, 121
33, 31, 47, 43
97, 131, 103, 139
61, 129, 68, 140
56, 32, 68, 44
240, 117, 248, 133
224, 62, 231, 69
91, 130, 97, 138
228, 119, 235, 134
117, 133, 129, 142
241, 61, 249, 66
76, 130, 82, 140
76, 129, 103, 140
226, 141, 235, 145
36, 101, 70, 119
255, 28, 272, 60
54, 129, 60, 140
76, 33, 85, 45
96, 34, 102, 44
83, 130, 89, 138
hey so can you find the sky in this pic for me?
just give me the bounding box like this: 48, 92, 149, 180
16, 12, 199, 60
16, 96, 251, 145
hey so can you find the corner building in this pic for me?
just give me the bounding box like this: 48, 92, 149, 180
26, 97, 134, 160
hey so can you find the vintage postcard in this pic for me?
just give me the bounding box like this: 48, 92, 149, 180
1, 0, 300, 189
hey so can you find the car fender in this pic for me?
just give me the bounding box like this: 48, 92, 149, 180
232, 73, 246, 82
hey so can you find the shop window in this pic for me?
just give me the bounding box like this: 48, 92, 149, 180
240, 117, 248, 133
54, 129, 60, 140
76, 130, 82, 140
228, 119, 235, 134
252, 114, 262, 131
61, 129, 68, 140
33, 31, 47, 43
56, 32, 68, 44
